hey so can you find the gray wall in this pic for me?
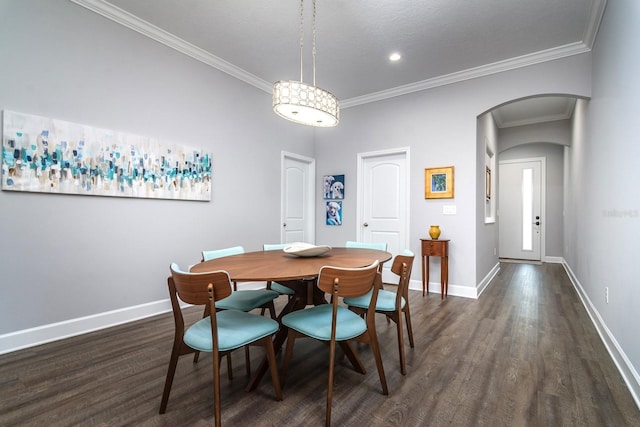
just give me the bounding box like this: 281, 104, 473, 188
498, 142, 565, 258
564, 0, 640, 399
4, 0, 638, 394
314, 57, 591, 295
476, 112, 499, 283
499, 119, 571, 151
0, 0, 314, 334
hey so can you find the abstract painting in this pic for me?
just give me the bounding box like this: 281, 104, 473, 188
1, 111, 211, 201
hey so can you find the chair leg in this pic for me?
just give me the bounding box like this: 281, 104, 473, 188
404, 306, 415, 348
227, 352, 233, 380
268, 301, 276, 319
281, 329, 297, 387
245, 346, 251, 376
193, 350, 201, 363
326, 339, 337, 427
367, 329, 388, 395
338, 341, 365, 374
159, 346, 180, 414
212, 352, 222, 427
263, 338, 283, 401
394, 311, 407, 376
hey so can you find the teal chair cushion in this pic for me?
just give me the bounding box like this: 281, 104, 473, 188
202, 246, 245, 261
270, 282, 295, 295
345, 241, 388, 251
344, 289, 405, 312
184, 309, 279, 352
282, 304, 366, 341
216, 289, 279, 312
263, 243, 287, 251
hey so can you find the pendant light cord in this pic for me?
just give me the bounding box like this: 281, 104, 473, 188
298, 0, 317, 86
312, 0, 317, 86
299, 0, 304, 83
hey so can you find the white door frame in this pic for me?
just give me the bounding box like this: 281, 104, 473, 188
498, 156, 546, 262
281, 151, 316, 244
356, 147, 410, 251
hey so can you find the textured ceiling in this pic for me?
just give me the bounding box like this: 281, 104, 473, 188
73, 0, 605, 117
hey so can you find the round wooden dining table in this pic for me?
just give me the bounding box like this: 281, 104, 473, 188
190, 247, 392, 391
190, 247, 391, 280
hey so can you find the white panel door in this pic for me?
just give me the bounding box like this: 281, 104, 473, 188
499, 159, 543, 261
281, 152, 315, 244
357, 149, 409, 258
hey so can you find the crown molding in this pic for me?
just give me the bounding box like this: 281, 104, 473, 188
70, 0, 605, 110
69, 0, 272, 93
582, 0, 608, 48
341, 42, 591, 109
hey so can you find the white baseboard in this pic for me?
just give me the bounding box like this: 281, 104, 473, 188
0, 281, 272, 355
407, 278, 478, 299
544, 256, 564, 263
0, 299, 173, 355
476, 262, 501, 298
562, 261, 640, 410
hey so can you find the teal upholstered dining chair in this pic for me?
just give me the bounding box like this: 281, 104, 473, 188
201, 246, 279, 319
262, 244, 296, 298
280, 260, 388, 426
202, 246, 244, 291
345, 240, 388, 251
344, 250, 415, 375
160, 264, 282, 427
200, 246, 279, 376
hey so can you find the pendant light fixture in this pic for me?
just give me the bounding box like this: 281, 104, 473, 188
273, 0, 339, 127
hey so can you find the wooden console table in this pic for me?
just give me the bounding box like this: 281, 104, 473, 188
420, 239, 450, 298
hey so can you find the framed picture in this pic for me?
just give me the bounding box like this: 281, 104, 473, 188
325, 200, 342, 225
425, 166, 454, 199
323, 174, 344, 199
486, 166, 491, 200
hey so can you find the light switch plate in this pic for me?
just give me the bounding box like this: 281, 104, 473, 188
443, 205, 456, 215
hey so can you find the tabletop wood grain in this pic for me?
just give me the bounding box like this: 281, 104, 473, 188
189, 247, 392, 281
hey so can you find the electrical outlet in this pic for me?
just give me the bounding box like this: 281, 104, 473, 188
605, 286, 609, 304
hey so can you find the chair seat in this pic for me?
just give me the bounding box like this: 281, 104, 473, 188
270, 282, 295, 295
184, 309, 279, 352
282, 304, 366, 341
216, 289, 279, 312
344, 289, 405, 312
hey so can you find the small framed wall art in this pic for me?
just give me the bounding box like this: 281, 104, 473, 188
325, 200, 342, 225
323, 174, 344, 199
425, 166, 454, 199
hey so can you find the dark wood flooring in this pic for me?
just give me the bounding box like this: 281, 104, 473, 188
1, 263, 639, 426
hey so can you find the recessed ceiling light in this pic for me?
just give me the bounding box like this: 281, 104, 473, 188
389, 52, 402, 62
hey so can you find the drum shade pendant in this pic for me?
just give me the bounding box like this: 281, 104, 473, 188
273, 0, 339, 127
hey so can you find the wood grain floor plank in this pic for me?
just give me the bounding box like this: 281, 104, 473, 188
1, 263, 639, 426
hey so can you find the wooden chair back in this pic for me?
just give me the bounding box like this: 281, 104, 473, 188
170, 263, 232, 305
317, 260, 380, 299
390, 252, 414, 305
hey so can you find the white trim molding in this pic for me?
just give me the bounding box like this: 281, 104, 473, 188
69, 0, 606, 110
0, 299, 172, 355
562, 261, 640, 410
476, 262, 501, 298
0, 281, 268, 355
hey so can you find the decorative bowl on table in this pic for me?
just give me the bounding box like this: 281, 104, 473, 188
283, 242, 332, 257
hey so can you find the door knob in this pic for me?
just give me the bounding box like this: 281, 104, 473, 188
363, 222, 368, 227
